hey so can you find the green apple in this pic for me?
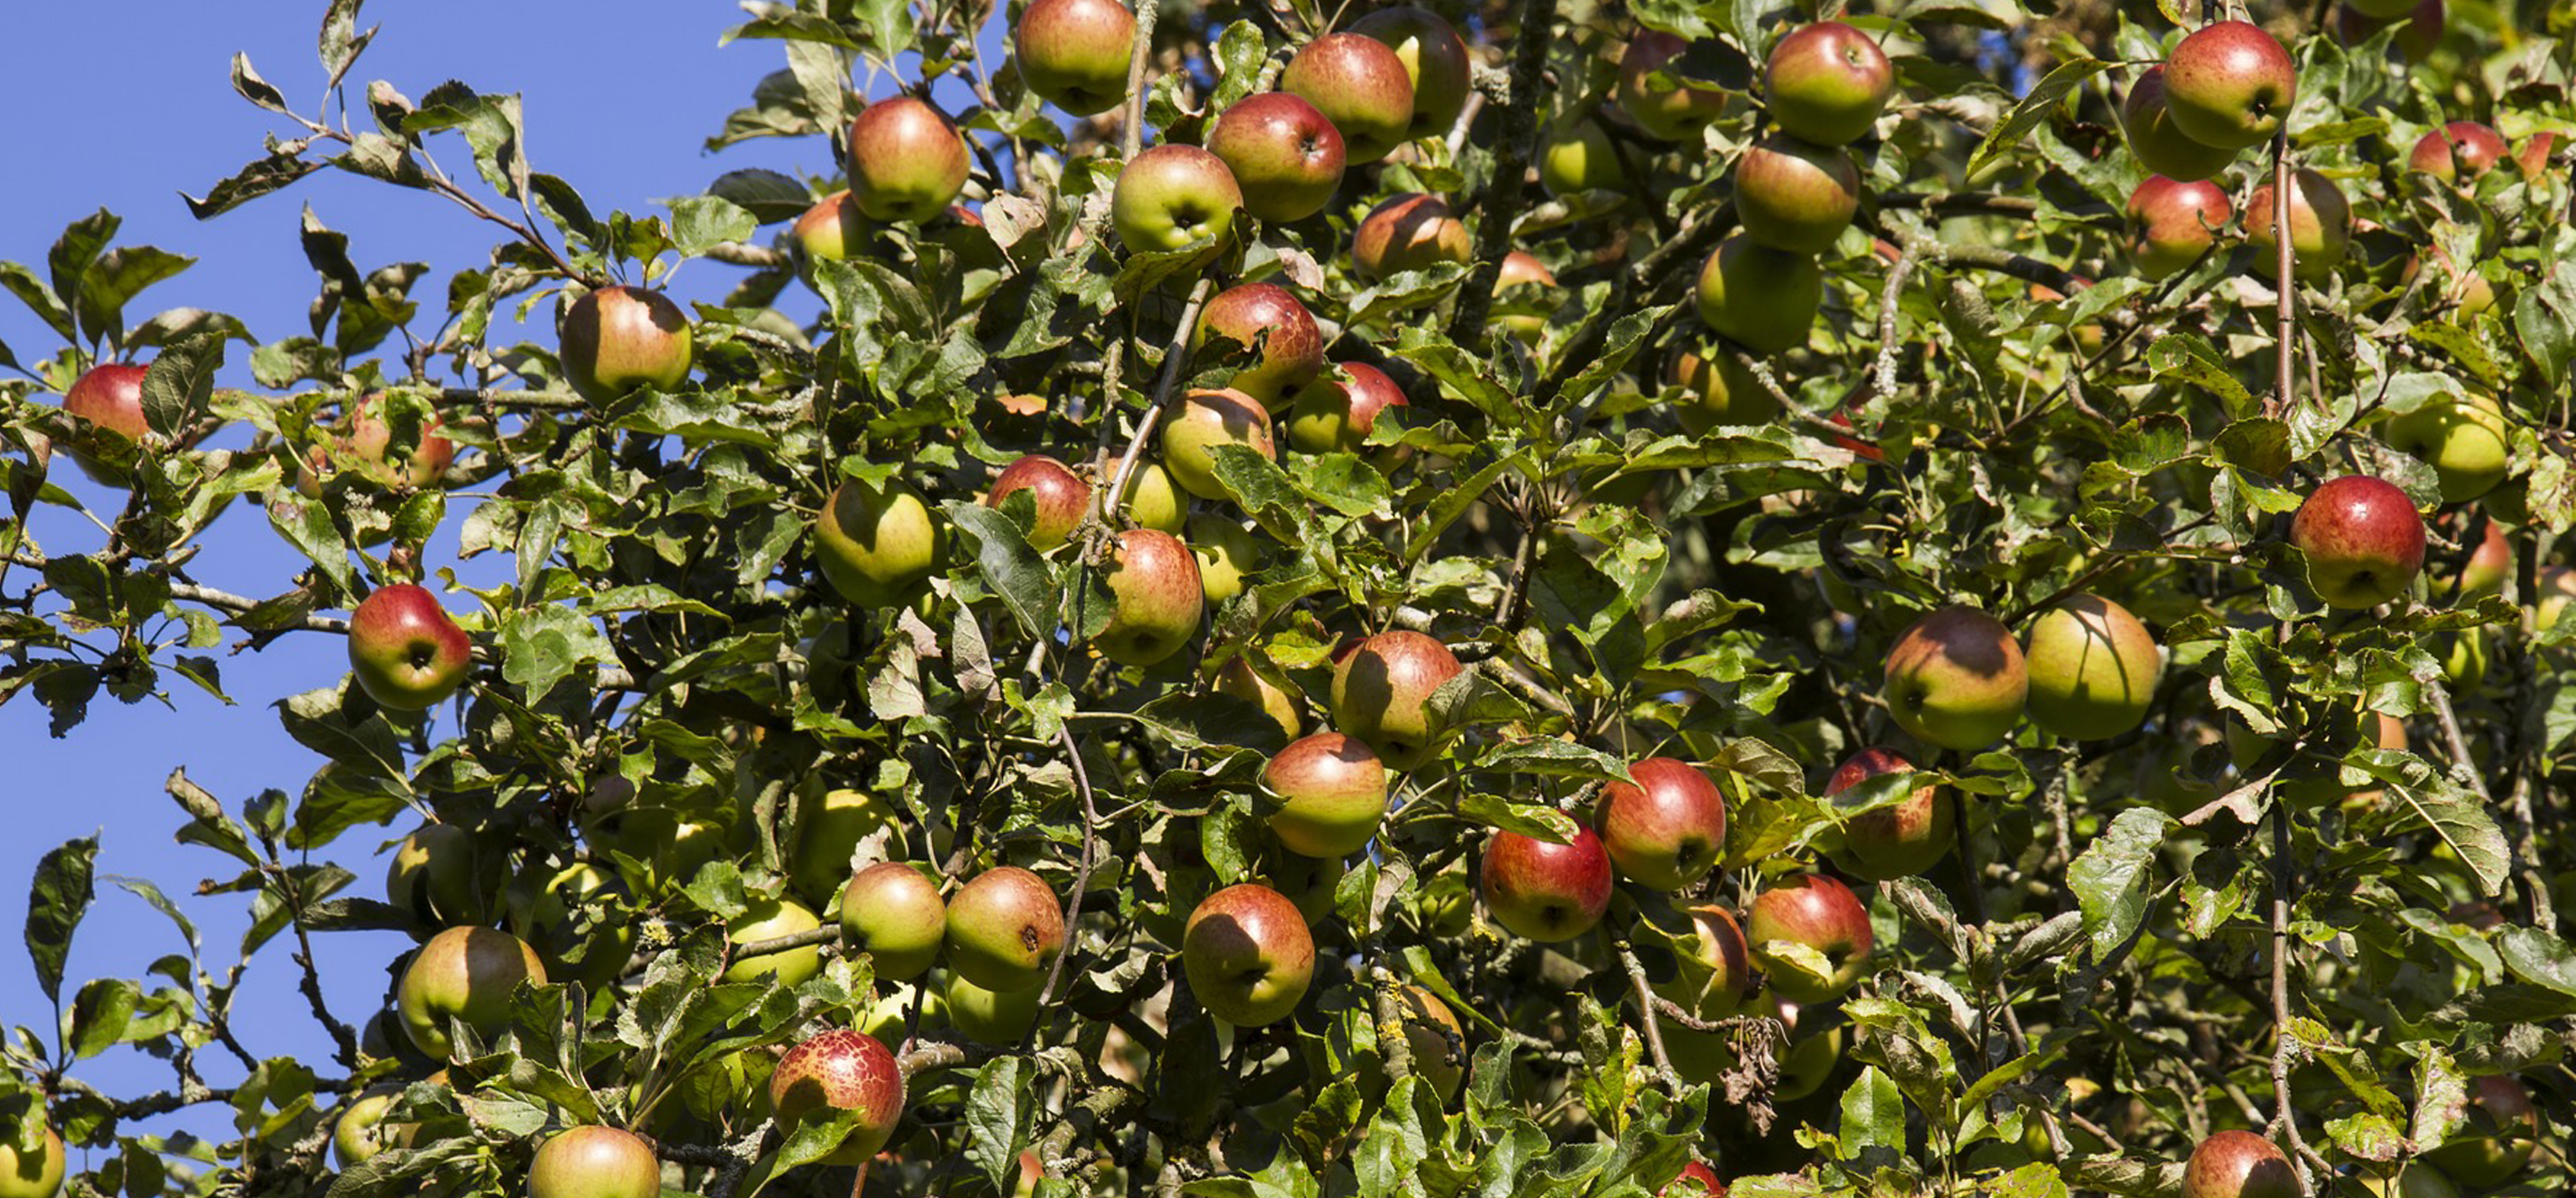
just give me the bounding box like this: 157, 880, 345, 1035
528, 1127, 660, 1198
847, 96, 969, 222
1111, 144, 1243, 254
947, 968, 1043, 1042
0, 1125, 63, 1198
1255, 841, 1347, 925
516, 862, 633, 992
388, 822, 484, 928
1118, 460, 1187, 533
1669, 346, 1781, 432
1882, 606, 2029, 750
1696, 236, 1822, 355
1618, 32, 1728, 142
2244, 169, 2351, 285
1211, 653, 1302, 742
788, 786, 900, 908
1263, 731, 1389, 859
2383, 395, 2510, 503
2160, 21, 2298, 150
814, 476, 945, 606
2022, 595, 2163, 740
397, 925, 547, 1059
1352, 7, 1470, 139
332, 1090, 408, 1169
1160, 387, 1275, 501
1539, 115, 1626, 197
2354, 1164, 2462, 1198
1012, 0, 1136, 116
348, 583, 473, 712
1187, 512, 1257, 604
1280, 33, 1416, 163
1331, 630, 1464, 769
1734, 135, 1861, 254
1182, 883, 1316, 1026
840, 861, 947, 981
2121, 67, 2238, 182
769, 1029, 905, 1166
1092, 528, 1205, 666
1389, 984, 1466, 1101
1765, 21, 1896, 146
944, 866, 1064, 992
724, 897, 823, 988
558, 285, 694, 404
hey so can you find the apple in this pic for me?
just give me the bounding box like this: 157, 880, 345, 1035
839, 861, 947, 982
1092, 527, 1205, 665
1695, 236, 1823, 355
1389, 984, 1467, 1101
1619, 32, 1728, 142
947, 968, 1044, 1041
529, 1126, 660, 1198
2455, 518, 2511, 598
1352, 193, 1472, 278
1665, 1161, 1725, 1197
1160, 387, 1275, 500
2022, 595, 2163, 740
2335, 0, 2443, 60
517, 862, 633, 992
2538, 566, 2576, 635
2121, 68, 2239, 182
769, 1029, 904, 1166
2181, 1130, 2299, 1198
1286, 362, 1410, 454
1594, 757, 1728, 891
1493, 250, 1559, 341
1205, 92, 1346, 223
1651, 902, 1757, 1021
58, 361, 152, 484
987, 454, 1092, 550
944, 866, 1064, 992
1187, 512, 1257, 604
1539, 115, 1626, 197
1118, 460, 1187, 533
335, 393, 454, 489
2403, 244, 2497, 321
1256, 842, 1347, 925
2126, 176, 2233, 279
846, 96, 970, 222
1480, 827, 1615, 942
1263, 732, 1389, 859
1193, 283, 1325, 408
1765, 22, 1896, 147
1280, 33, 1416, 163
1670, 347, 1781, 432
1331, 629, 1464, 769
2420, 1074, 2540, 1186
791, 190, 870, 265
1733, 136, 1861, 254
723, 896, 822, 987
332, 1090, 407, 1167
2516, 130, 2556, 180
1212, 653, 1302, 741
397, 925, 547, 1059
1352, 7, 1472, 139
388, 822, 483, 927
0, 1126, 63, 1198
788, 787, 899, 908
2160, 21, 2297, 150
1111, 144, 1243, 254
1823, 747, 1956, 882
2245, 169, 2352, 285
1882, 606, 2029, 750
2292, 475, 2425, 609
2410, 120, 2507, 182
1745, 872, 1873, 1003
348, 583, 474, 711
814, 476, 945, 606
2383, 395, 2509, 503
1013, 0, 1135, 116
1182, 883, 1317, 1026
558, 286, 694, 404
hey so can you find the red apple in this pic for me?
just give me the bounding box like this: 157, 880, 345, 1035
986, 454, 1091, 550
2292, 475, 2425, 609
1286, 362, 1410, 454
1194, 283, 1325, 409
348, 583, 474, 711
769, 1029, 905, 1165
1765, 22, 1895, 147
1281, 33, 1417, 163
1014, 0, 1136, 116
558, 285, 694, 404
1665, 1161, 1725, 1197
1618, 32, 1728, 142
1594, 758, 1728, 891
1651, 902, 1757, 1020
1695, 236, 1822, 355
2515, 130, 2556, 180
944, 866, 1065, 992
1331, 629, 1464, 769
1205, 92, 1346, 223
2182, 1130, 2300, 1198
1734, 136, 1861, 254
1352, 193, 1471, 278
2161, 21, 2298, 150
337, 393, 454, 490
2121, 67, 2239, 182
2411, 121, 2508, 182
1093, 528, 1205, 666
847, 96, 970, 222
1182, 883, 1317, 1026
2126, 176, 2233, 279
1883, 606, 2028, 750
1111, 144, 1243, 254
2455, 518, 2511, 598
1823, 747, 1955, 882
1351, 7, 1472, 139
1264, 732, 1390, 859
1745, 873, 1873, 1002
1480, 826, 1615, 942
59, 361, 154, 483
2245, 169, 2351, 286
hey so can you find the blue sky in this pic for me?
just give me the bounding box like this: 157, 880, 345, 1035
0, 0, 950, 1156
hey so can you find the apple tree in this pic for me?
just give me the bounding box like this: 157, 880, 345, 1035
4, 0, 2574, 1195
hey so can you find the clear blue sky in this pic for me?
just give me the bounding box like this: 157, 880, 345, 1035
0, 0, 969, 1157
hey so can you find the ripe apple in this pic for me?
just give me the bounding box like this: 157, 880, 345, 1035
947, 968, 1043, 1041
1212, 653, 1302, 741
558, 285, 693, 404
847, 96, 970, 222
1765, 22, 1896, 147
1389, 984, 1467, 1101
2420, 1074, 2539, 1186
2245, 169, 2352, 285
769, 1029, 904, 1165
2383, 395, 2509, 503
1194, 283, 1325, 408
0, 1126, 63, 1198
2455, 518, 2511, 598
1695, 236, 1823, 355
335, 392, 454, 489
1734, 136, 1861, 254
1620, 32, 1728, 142
1539, 115, 1626, 197
1205, 93, 1346, 224
2121, 68, 2238, 182
1670, 347, 1781, 432
58, 361, 152, 485
1480, 827, 1615, 942
1093, 527, 1205, 665
723, 896, 822, 987
814, 477, 944, 606
1183, 883, 1317, 1026
1255, 842, 1347, 925
987, 454, 1092, 550
788, 787, 899, 908
1111, 144, 1243, 254
397, 925, 546, 1058
388, 822, 483, 928
2516, 130, 2556, 180
1823, 747, 1956, 882
1013, 0, 1135, 116
2023, 595, 2163, 740
2292, 475, 2425, 609
791, 190, 870, 265
1650, 902, 1757, 1021
1187, 512, 1257, 603
1745, 872, 1873, 1003
1331, 629, 1464, 769
2126, 176, 2234, 279
529, 1126, 660, 1198
1594, 757, 1728, 891
1882, 606, 2029, 750
1352, 7, 1472, 139
1287, 362, 1409, 454
2181, 1130, 2299, 1198
1666, 1161, 1725, 1197
1118, 460, 1187, 533
2410, 120, 2507, 182
1280, 33, 1416, 163
944, 866, 1064, 992
840, 861, 947, 981
348, 583, 473, 711
1160, 387, 1275, 500
1264, 732, 1389, 859
1352, 193, 1472, 278
2160, 21, 2298, 150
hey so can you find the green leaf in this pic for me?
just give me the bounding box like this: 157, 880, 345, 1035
966, 1056, 1036, 1192
65, 976, 140, 1059
2066, 808, 2171, 960
1837, 1065, 1905, 1165
25, 837, 99, 1005
498, 603, 615, 706
944, 501, 1059, 639
1965, 58, 2112, 180
140, 331, 223, 438
1454, 794, 1579, 843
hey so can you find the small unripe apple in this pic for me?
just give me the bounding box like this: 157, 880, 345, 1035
847, 96, 970, 222
2121, 67, 2238, 182
1193, 284, 1325, 409
1480, 826, 1615, 941
1352, 194, 1471, 279
1160, 387, 1275, 501
769, 1029, 904, 1165
1286, 362, 1410, 454
1331, 629, 1464, 769
388, 821, 483, 928
1112, 144, 1243, 254
558, 286, 693, 404
1745, 872, 1873, 1002
1281, 33, 1416, 163
348, 583, 474, 712
1187, 512, 1257, 604
59, 362, 152, 484
528, 1126, 660, 1198
1619, 32, 1728, 142
2161, 21, 2298, 150
1205, 93, 1346, 224
516, 862, 633, 992
1013, 0, 1136, 116
814, 476, 945, 606
2022, 595, 2163, 740
1594, 757, 1728, 891
1264, 732, 1389, 858
1823, 747, 1955, 881
0, 1126, 64, 1198
987, 454, 1092, 550
1733, 136, 1861, 254
840, 861, 947, 982
2180, 1130, 2299, 1198
2410, 120, 2507, 182
2420, 1074, 2539, 1186
791, 190, 871, 265
1539, 116, 1626, 197
1183, 883, 1317, 1026
1669, 347, 1781, 432
2244, 169, 2352, 286
2292, 475, 2425, 609
2383, 395, 2509, 504
944, 866, 1064, 992
1883, 606, 2028, 750
1695, 236, 1822, 355
1352, 7, 1472, 139
2126, 176, 2233, 280
788, 787, 899, 908
947, 968, 1043, 1041
2335, 0, 2443, 60
1764, 22, 1895, 147
723, 896, 822, 987
332, 1090, 408, 1168
398, 925, 547, 1059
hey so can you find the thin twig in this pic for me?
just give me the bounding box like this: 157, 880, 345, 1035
1097, 278, 1218, 524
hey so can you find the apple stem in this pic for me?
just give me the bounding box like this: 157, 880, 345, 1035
1097, 276, 1217, 530
2268, 126, 2295, 419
